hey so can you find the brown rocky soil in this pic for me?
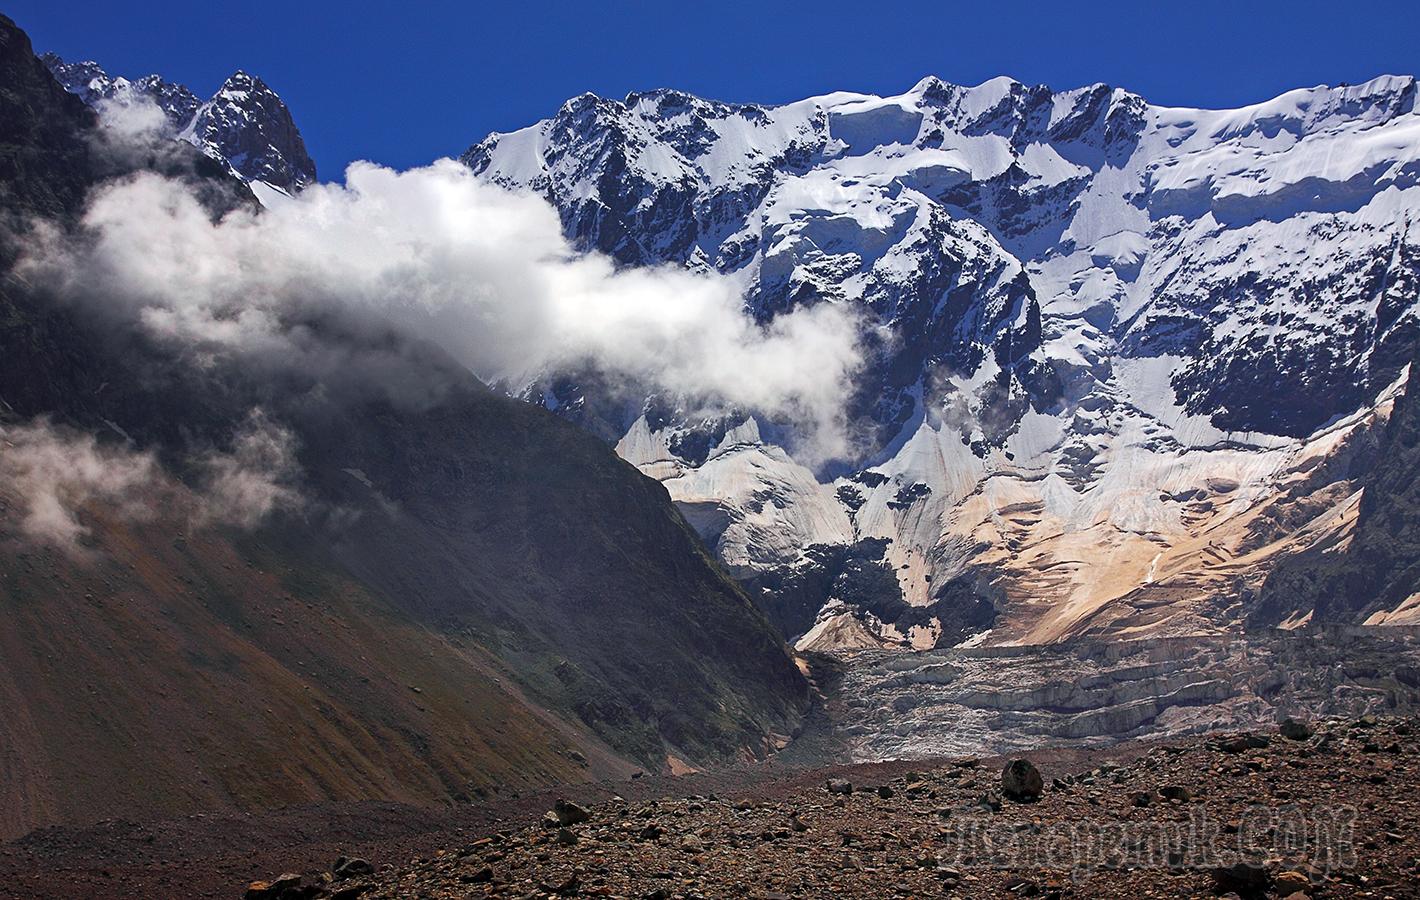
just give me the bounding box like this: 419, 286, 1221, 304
8, 716, 1416, 899
342, 714, 1418, 899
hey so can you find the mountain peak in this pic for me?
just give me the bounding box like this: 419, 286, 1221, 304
41, 52, 315, 191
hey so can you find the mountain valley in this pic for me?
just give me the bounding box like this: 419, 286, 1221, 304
3, 7, 1420, 897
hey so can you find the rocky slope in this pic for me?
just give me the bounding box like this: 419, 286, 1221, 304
263, 714, 1420, 900
464, 75, 1420, 648
1257, 343, 1420, 627
42, 51, 316, 192
0, 13, 805, 840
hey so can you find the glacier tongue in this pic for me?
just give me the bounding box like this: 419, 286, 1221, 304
466, 73, 1420, 648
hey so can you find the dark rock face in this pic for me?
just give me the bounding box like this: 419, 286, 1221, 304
41, 51, 200, 130
745, 538, 998, 647
189, 71, 317, 190
1254, 344, 1420, 627
42, 52, 316, 190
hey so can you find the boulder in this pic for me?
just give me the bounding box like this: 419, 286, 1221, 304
1280, 717, 1314, 740
1211, 860, 1271, 895
553, 799, 590, 826
1001, 759, 1044, 801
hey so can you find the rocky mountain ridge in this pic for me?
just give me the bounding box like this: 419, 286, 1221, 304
41, 51, 316, 192
464, 74, 1420, 649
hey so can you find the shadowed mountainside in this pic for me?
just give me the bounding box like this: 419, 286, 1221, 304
0, 13, 806, 841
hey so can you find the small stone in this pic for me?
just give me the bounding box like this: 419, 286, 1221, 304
789, 813, 809, 832
546, 873, 580, 895
826, 777, 852, 795
333, 857, 374, 879
555, 827, 578, 846
1159, 784, 1192, 802
1218, 734, 1269, 753
639, 823, 664, 840
876, 784, 895, 799
1274, 870, 1311, 891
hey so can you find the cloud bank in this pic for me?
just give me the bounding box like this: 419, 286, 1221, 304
20, 160, 864, 460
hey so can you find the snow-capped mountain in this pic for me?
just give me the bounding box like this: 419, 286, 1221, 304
463, 75, 1420, 649
42, 52, 316, 193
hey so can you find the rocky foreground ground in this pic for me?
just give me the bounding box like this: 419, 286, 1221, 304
240, 715, 1419, 900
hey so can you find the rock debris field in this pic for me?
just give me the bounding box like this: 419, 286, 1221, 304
246, 715, 1420, 899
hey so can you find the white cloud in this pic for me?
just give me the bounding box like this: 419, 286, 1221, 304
195, 410, 302, 529
0, 414, 301, 555
19, 160, 864, 461
93, 91, 170, 142
0, 419, 160, 550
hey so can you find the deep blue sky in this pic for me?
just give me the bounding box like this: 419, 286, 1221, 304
10, 1, 1418, 182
